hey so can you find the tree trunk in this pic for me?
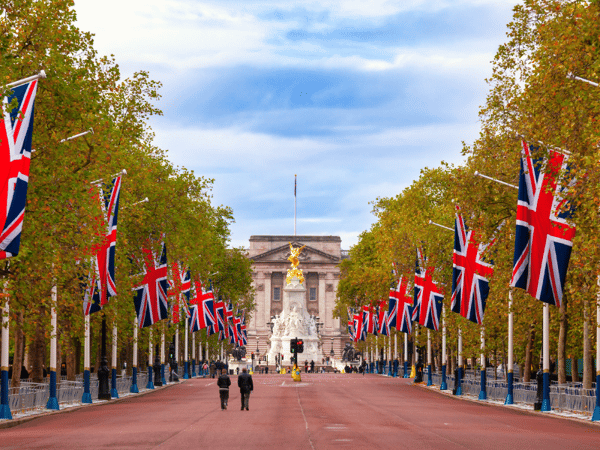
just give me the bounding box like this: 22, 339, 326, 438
74, 337, 81, 374
558, 296, 568, 384
572, 357, 580, 382
11, 310, 24, 388
524, 324, 536, 382
30, 307, 47, 383
583, 298, 593, 389
65, 337, 77, 381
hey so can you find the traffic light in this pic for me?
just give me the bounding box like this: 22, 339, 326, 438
297, 339, 304, 354
290, 338, 297, 353
251, 352, 255, 360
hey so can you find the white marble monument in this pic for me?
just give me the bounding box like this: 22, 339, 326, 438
267, 244, 324, 365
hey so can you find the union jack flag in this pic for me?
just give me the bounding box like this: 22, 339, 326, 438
232, 315, 241, 345
510, 141, 576, 308
399, 302, 414, 334
0, 78, 39, 260
347, 307, 356, 340
412, 247, 444, 331
168, 262, 191, 324
133, 241, 169, 328
82, 176, 122, 315
451, 208, 494, 325
377, 300, 389, 336
388, 274, 412, 329
228, 321, 237, 345
189, 304, 202, 332
225, 301, 234, 321
352, 309, 365, 342
362, 304, 377, 336
214, 297, 227, 339
240, 314, 248, 346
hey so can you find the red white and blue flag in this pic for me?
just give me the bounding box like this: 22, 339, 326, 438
133, 241, 169, 328
362, 304, 377, 336
388, 273, 412, 330
377, 300, 389, 336
399, 302, 414, 334
169, 262, 191, 324
412, 247, 444, 331
352, 309, 365, 342
214, 297, 227, 339
189, 304, 202, 332
510, 141, 576, 308
347, 307, 356, 341
451, 208, 494, 325
83, 176, 122, 315
0, 77, 39, 260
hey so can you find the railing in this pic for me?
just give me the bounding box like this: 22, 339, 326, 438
5, 371, 171, 417
427, 371, 597, 415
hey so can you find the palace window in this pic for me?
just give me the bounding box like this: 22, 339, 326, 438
309, 287, 317, 301
273, 287, 281, 301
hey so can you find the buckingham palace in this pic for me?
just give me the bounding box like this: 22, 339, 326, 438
246, 235, 349, 362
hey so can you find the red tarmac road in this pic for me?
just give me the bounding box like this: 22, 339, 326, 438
2, 374, 600, 449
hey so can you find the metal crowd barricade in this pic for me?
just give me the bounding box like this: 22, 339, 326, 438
550, 384, 596, 413
8, 383, 47, 414
57, 381, 83, 406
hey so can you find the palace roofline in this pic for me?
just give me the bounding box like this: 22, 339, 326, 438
249, 235, 341, 242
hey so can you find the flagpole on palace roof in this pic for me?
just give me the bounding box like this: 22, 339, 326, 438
294, 174, 297, 236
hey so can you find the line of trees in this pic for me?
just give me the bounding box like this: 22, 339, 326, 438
1, 0, 254, 386
335, 0, 600, 386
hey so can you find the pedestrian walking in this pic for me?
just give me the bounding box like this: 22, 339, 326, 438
217, 369, 231, 410
238, 367, 253, 411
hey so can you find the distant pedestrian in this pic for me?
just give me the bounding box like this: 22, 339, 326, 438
310, 360, 315, 373
209, 361, 216, 378
238, 367, 253, 411
217, 369, 231, 410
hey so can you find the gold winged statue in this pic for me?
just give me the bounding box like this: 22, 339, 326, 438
286, 243, 306, 284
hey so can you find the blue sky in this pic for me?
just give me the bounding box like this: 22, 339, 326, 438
75, 0, 517, 249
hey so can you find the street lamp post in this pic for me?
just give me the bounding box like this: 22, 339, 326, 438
330, 337, 334, 368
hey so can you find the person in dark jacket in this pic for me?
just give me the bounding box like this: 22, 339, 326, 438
217, 369, 231, 410
237, 367, 253, 411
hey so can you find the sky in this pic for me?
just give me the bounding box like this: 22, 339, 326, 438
74, 0, 518, 250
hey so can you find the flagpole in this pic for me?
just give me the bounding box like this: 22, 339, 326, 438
394, 333, 398, 377
403, 334, 409, 378
82, 314, 93, 402
455, 327, 463, 395
426, 330, 432, 386
131, 317, 139, 393
5, 70, 46, 88
147, 329, 154, 389
184, 306, 190, 379
505, 290, 514, 404
199, 340, 204, 377
387, 336, 394, 377
441, 307, 448, 390
160, 328, 166, 385
0, 293, 12, 420
111, 323, 118, 398
541, 303, 551, 411
473, 171, 518, 190
294, 174, 297, 236
594, 277, 600, 421
191, 331, 196, 378
479, 327, 487, 400
59, 128, 93, 143
46, 285, 59, 410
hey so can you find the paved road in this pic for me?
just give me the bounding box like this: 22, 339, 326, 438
2, 374, 600, 449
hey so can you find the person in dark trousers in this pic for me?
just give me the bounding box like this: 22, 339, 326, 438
238, 367, 253, 411
217, 369, 231, 410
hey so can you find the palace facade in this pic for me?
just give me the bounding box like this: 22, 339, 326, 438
246, 235, 348, 361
